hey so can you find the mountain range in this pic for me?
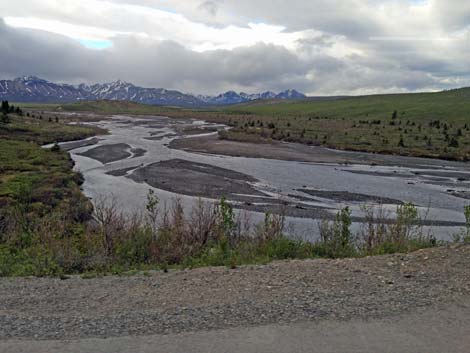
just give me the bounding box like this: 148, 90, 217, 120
0, 76, 307, 107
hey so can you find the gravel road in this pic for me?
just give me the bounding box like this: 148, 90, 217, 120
1, 245, 469, 341
3, 305, 470, 353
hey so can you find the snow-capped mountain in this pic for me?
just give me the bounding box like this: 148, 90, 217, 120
275, 89, 306, 100
77, 80, 202, 106
0, 76, 307, 107
240, 91, 277, 101
205, 90, 302, 104
207, 91, 248, 105
0, 76, 89, 102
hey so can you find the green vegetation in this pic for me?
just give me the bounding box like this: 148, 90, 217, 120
0, 105, 103, 206
0, 138, 90, 214
0, 107, 105, 276
0, 114, 105, 145
228, 88, 470, 122
0, 187, 441, 277
1, 100, 22, 124
453, 205, 470, 244
2, 100, 23, 115
316, 202, 437, 258
12, 102, 60, 111
216, 88, 470, 160
0, 106, 104, 224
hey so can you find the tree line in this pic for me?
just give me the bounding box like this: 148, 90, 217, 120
1, 100, 23, 124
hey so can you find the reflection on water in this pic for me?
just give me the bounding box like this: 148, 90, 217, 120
65, 115, 470, 241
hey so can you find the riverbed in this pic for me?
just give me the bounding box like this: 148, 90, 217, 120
60, 114, 470, 240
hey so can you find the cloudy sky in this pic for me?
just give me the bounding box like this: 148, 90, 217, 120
0, 0, 469, 95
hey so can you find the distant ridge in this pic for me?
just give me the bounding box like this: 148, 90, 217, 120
0, 76, 307, 107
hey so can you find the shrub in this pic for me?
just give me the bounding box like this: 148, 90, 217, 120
0, 245, 61, 277
0, 195, 444, 277
265, 237, 315, 260
218, 196, 236, 240
359, 203, 436, 255
453, 205, 470, 244
398, 136, 405, 147
145, 189, 159, 240
1, 113, 9, 124
448, 137, 459, 148
318, 207, 356, 258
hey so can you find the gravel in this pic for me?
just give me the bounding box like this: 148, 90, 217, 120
298, 188, 403, 204
78, 143, 132, 164
128, 158, 264, 199
1, 245, 469, 340
58, 137, 100, 151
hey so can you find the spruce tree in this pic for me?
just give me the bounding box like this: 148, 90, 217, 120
1, 100, 9, 114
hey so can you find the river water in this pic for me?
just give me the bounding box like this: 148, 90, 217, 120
61, 115, 470, 241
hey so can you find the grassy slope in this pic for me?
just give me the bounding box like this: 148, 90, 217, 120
0, 115, 101, 212
0, 115, 104, 145
219, 88, 470, 160
0, 139, 85, 215
13, 102, 61, 110
228, 88, 470, 122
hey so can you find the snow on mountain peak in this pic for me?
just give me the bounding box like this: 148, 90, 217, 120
2, 76, 307, 106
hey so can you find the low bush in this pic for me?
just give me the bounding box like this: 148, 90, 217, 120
0, 188, 449, 277
317, 202, 438, 257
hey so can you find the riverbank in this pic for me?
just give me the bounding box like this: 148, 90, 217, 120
0, 115, 104, 220
1, 245, 469, 340
169, 134, 470, 169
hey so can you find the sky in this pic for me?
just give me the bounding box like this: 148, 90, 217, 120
0, 0, 469, 95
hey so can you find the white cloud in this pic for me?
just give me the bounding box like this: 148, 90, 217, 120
4, 16, 138, 42
2, 1, 312, 52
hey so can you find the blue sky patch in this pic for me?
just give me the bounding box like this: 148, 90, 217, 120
78, 39, 113, 49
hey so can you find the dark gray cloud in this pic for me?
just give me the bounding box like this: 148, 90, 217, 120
0, 20, 318, 93
0, 19, 101, 83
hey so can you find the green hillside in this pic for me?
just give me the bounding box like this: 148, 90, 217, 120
217, 88, 470, 160
227, 88, 470, 123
